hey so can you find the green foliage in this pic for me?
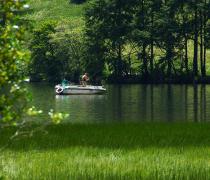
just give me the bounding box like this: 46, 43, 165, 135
85, 0, 137, 78
0, 0, 30, 124
26, 0, 210, 83
48, 110, 69, 124
85, 0, 210, 82
29, 21, 85, 82
29, 21, 57, 81
50, 22, 85, 82
84, 1, 106, 82
0, 1, 68, 132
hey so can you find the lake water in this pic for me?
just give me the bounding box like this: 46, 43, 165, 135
28, 84, 210, 123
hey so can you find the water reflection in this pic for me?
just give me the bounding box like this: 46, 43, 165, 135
29, 84, 210, 123
55, 95, 105, 101
200, 85, 207, 121
150, 85, 154, 121
194, 85, 198, 122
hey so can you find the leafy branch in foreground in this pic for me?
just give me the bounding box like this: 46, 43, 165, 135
0, 1, 69, 148
0, 0, 30, 125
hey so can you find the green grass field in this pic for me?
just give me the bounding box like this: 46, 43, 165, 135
1, 123, 210, 179
26, 0, 85, 29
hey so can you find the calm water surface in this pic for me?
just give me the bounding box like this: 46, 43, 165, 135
28, 84, 210, 123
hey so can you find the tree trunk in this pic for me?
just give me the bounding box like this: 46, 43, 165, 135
167, 51, 172, 77
193, 2, 198, 77
117, 42, 123, 77
150, 12, 154, 74
141, 0, 148, 76
184, 34, 189, 73
200, 10, 204, 77
116, 0, 123, 78
128, 54, 132, 75
142, 43, 148, 75
166, 41, 173, 77
203, 0, 207, 77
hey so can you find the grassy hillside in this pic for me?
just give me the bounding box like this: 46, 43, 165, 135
26, 0, 85, 28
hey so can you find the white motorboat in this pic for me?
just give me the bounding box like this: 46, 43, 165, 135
55, 84, 106, 95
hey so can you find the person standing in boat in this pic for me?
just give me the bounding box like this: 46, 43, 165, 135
82, 73, 89, 86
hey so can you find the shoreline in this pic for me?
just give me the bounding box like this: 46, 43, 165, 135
28, 75, 210, 85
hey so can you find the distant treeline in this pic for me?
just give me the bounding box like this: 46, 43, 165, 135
29, 0, 210, 83
85, 0, 210, 83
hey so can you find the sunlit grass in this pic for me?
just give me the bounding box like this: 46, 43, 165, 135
188, 42, 210, 74
1, 123, 210, 179
26, 0, 85, 28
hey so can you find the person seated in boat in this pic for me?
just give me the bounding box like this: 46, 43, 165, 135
81, 73, 89, 86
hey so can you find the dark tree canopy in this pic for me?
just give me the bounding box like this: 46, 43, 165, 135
84, 0, 210, 83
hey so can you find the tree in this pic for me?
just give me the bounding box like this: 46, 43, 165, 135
0, 1, 68, 143
84, 0, 210, 82
193, 0, 199, 77
0, 0, 29, 124
29, 21, 85, 82
147, 0, 162, 74
29, 21, 57, 82
85, 0, 136, 79
84, 0, 107, 82
200, 0, 210, 77
132, 0, 150, 76
152, 0, 180, 77
50, 23, 85, 82
175, 0, 194, 74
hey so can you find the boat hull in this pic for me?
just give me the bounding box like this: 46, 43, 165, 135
55, 85, 106, 95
